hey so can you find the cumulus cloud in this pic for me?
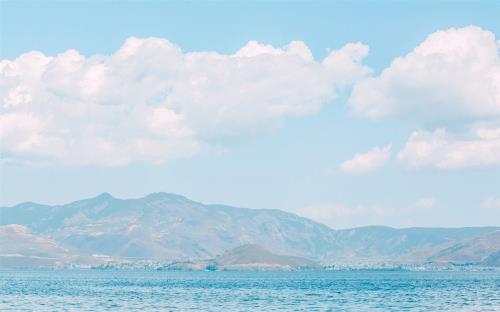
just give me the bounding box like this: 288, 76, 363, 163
346, 26, 500, 169
0, 38, 371, 165
413, 197, 436, 209
294, 203, 390, 229
483, 196, 500, 210
398, 126, 500, 169
340, 144, 391, 173
348, 26, 500, 121
294, 197, 440, 229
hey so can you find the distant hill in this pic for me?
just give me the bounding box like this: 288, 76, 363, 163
165, 244, 319, 271
1, 192, 499, 267
214, 244, 319, 270
330, 226, 500, 264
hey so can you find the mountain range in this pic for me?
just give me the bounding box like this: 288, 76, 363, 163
1, 192, 499, 268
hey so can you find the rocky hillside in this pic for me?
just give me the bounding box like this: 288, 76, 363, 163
329, 226, 500, 263
0, 224, 99, 268
426, 230, 500, 264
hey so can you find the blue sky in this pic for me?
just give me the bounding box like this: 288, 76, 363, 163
1, 1, 499, 228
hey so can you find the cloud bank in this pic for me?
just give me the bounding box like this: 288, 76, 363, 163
0, 38, 370, 165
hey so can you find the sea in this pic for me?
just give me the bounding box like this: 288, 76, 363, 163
1, 269, 499, 311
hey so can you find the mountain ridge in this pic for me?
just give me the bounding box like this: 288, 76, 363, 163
1, 192, 500, 268
1, 192, 339, 262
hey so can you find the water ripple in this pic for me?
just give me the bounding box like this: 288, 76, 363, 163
1, 270, 499, 311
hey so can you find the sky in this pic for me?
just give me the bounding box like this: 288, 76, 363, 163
1, 1, 499, 229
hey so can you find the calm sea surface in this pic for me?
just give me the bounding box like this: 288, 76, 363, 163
1, 269, 499, 311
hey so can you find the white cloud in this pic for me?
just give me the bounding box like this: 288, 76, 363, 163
398, 126, 500, 169
0, 38, 370, 165
340, 144, 391, 173
483, 196, 500, 210
413, 197, 436, 209
294, 203, 390, 229
347, 26, 500, 170
348, 26, 500, 121
294, 198, 438, 229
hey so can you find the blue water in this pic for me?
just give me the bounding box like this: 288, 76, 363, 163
1, 270, 499, 311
